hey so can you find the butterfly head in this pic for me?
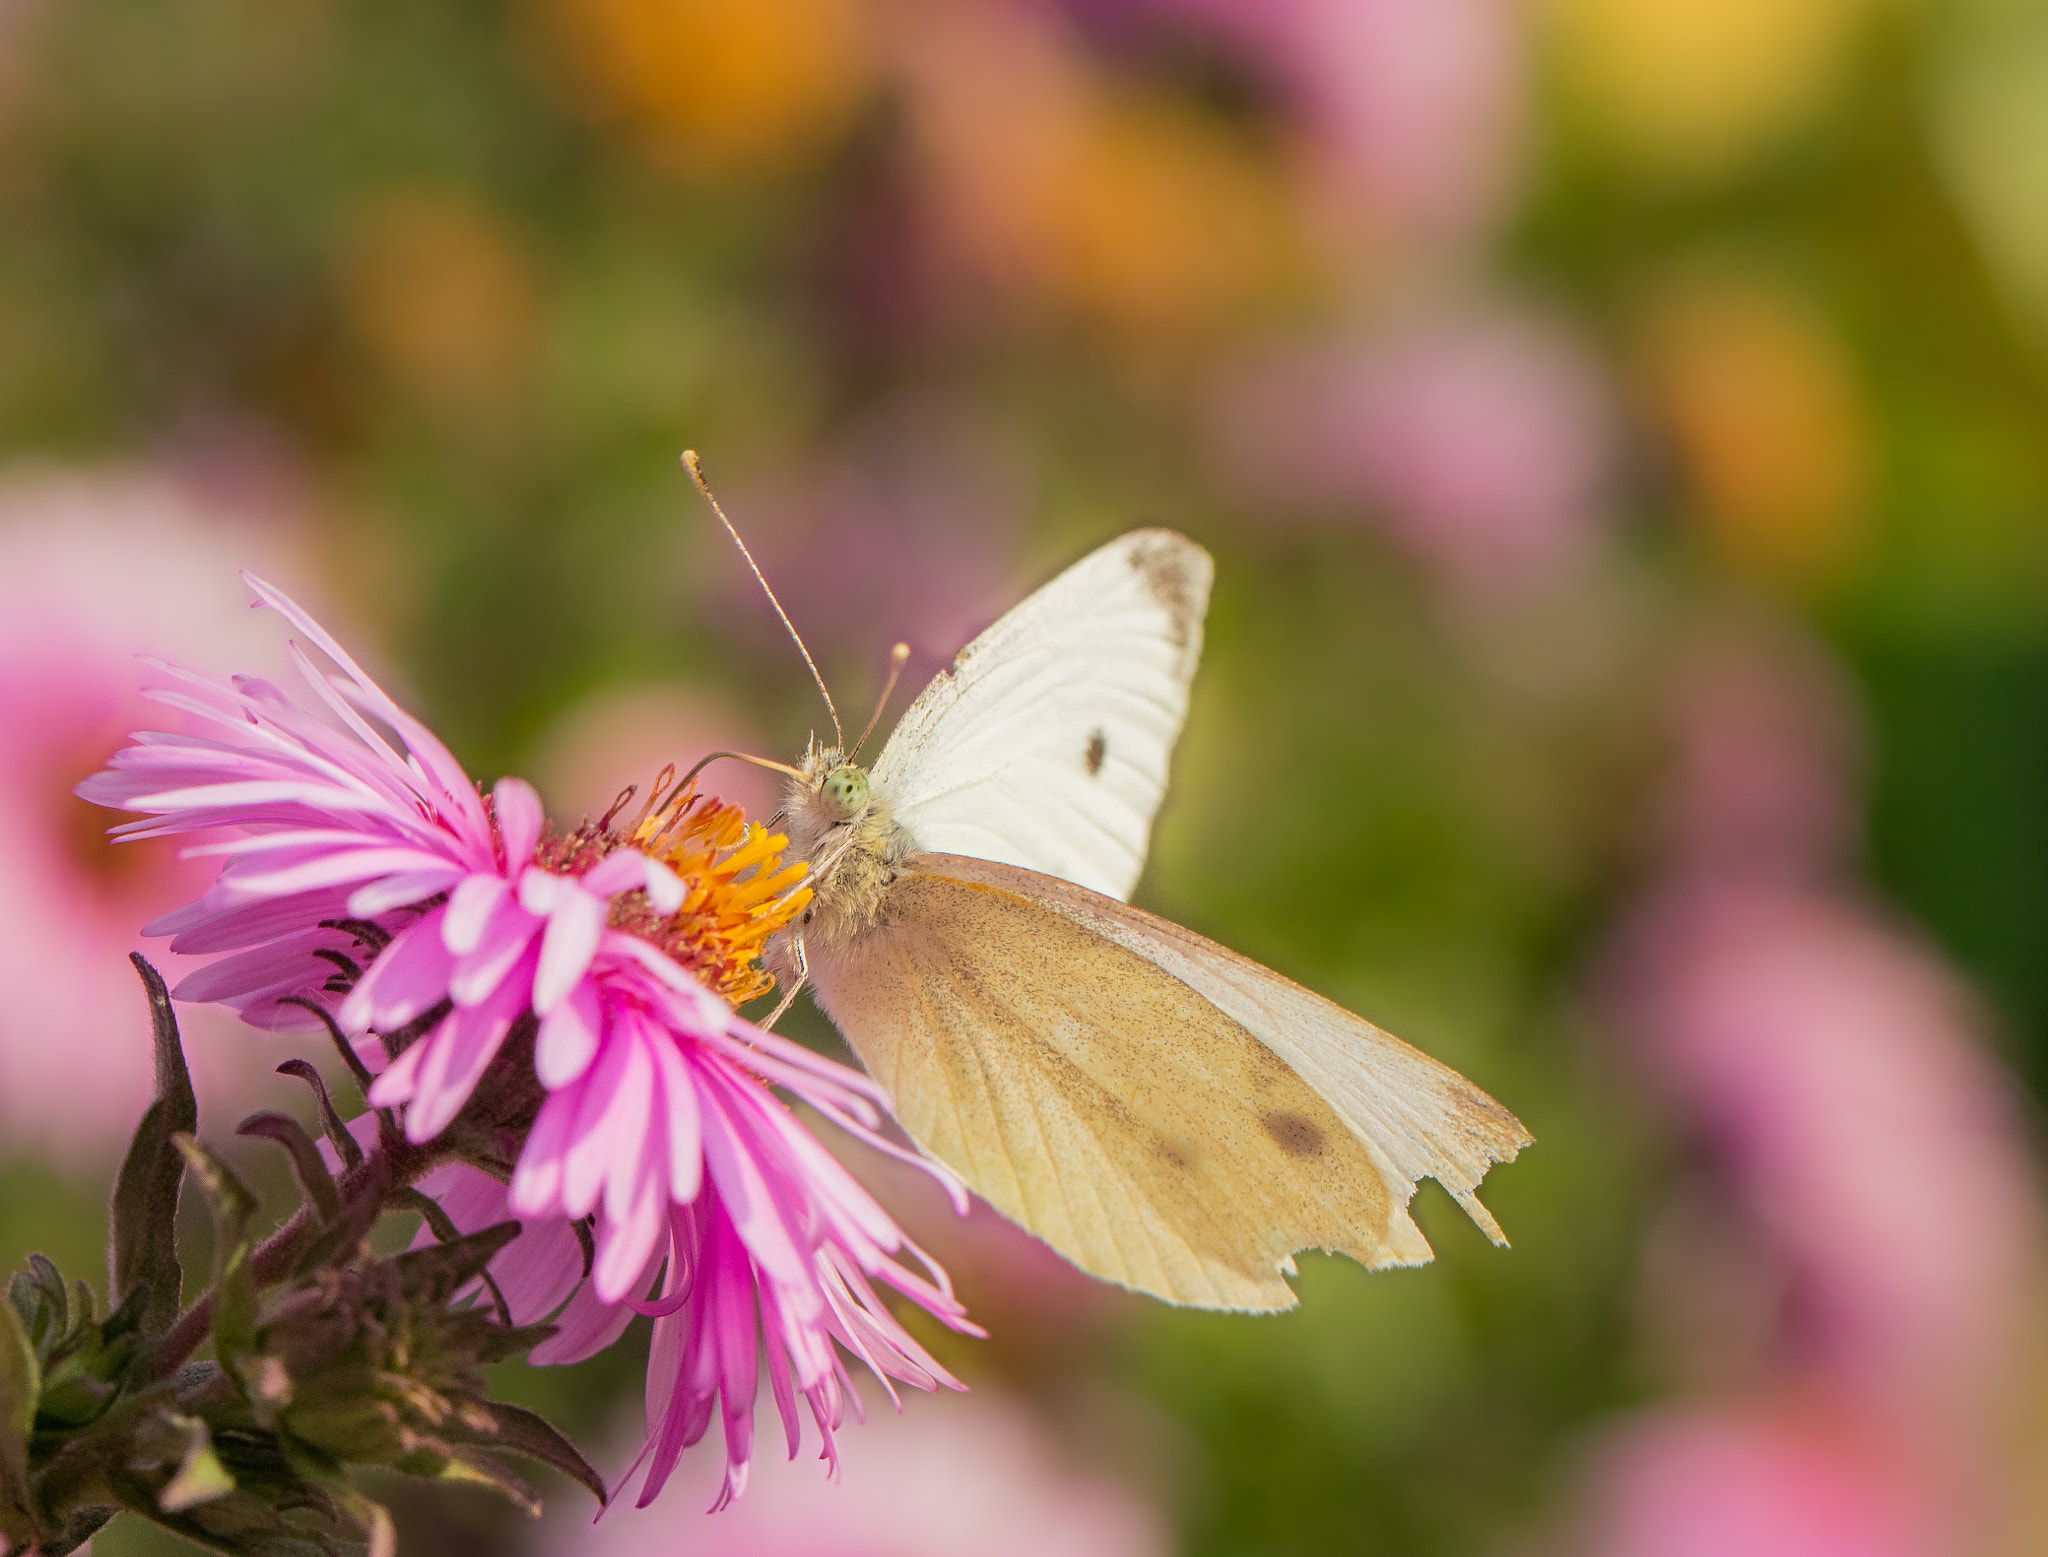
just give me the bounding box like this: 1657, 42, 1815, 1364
819, 762, 871, 822
774, 746, 911, 957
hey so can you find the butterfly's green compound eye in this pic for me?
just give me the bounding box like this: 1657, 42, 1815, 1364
820, 763, 870, 821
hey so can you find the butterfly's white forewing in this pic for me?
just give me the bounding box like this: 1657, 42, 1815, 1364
871, 530, 1211, 902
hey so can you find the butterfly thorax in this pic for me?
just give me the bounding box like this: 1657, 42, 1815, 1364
774, 744, 916, 964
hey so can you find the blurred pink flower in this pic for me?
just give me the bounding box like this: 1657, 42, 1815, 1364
1204, 0, 1525, 242
1615, 885, 2037, 1443
549, 1389, 1171, 1557
1213, 308, 1614, 594
1061, 0, 1526, 244
82, 577, 979, 1506
1593, 623, 2043, 1547
0, 470, 307, 1162
1646, 625, 1862, 883
1576, 1403, 1921, 1557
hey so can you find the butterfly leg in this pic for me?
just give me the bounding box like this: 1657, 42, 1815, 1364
759, 933, 808, 1031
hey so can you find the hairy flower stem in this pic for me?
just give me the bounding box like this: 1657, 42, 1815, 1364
144, 1130, 446, 1382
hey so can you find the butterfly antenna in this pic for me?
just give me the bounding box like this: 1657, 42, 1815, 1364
849, 641, 911, 760
674, 750, 808, 796
683, 449, 844, 750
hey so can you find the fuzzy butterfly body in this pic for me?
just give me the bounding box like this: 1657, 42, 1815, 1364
769, 530, 1529, 1312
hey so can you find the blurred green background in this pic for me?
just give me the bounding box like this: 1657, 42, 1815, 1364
4, 0, 2048, 1553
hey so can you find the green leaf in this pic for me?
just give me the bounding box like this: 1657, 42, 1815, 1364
157, 1414, 237, 1514
172, 1138, 259, 1370
0, 1295, 41, 1545
392, 1189, 514, 1327
273, 1060, 363, 1172
412, 1446, 540, 1518
110, 956, 199, 1343
20, 1255, 69, 1355
36, 1505, 117, 1556
444, 1400, 608, 1509
112, 1404, 350, 1557
234, 1114, 341, 1224
287, 1149, 388, 1280
389, 1222, 520, 1303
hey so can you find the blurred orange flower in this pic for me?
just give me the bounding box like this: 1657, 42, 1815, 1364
335, 188, 541, 416
897, 0, 1293, 344
539, 0, 877, 179
1639, 275, 1871, 591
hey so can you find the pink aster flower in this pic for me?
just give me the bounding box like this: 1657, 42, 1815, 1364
412, 990, 984, 1514
81, 575, 979, 1505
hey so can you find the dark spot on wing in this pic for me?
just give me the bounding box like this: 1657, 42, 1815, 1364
1262, 1111, 1325, 1157
1085, 727, 1107, 776
1156, 1140, 1191, 1171
1128, 534, 1202, 651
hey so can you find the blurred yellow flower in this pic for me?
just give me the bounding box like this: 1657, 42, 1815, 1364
539, 0, 876, 179
1543, 0, 1888, 175
1639, 275, 1871, 589
896, 0, 1291, 344
335, 189, 540, 415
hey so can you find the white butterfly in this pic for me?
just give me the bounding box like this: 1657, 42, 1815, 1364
767, 528, 1530, 1312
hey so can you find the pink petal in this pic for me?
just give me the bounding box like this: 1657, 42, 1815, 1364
517, 866, 569, 915
404, 955, 533, 1142
536, 980, 603, 1089
595, 1171, 668, 1303
366, 1030, 431, 1108
509, 1090, 578, 1216
216, 846, 464, 900
584, 849, 686, 912
648, 1031, 705, 1204
151, 888, 353, 951
448, 908, 540, 1008
697, 1070, 813, 1295
346, 868, 466, 917
529, 1279, 642, 1367
442, 874, 509, 955
581, 850, 652, 898
338, 907, 452, 1034
169, 930, 342, 1004
562, 1035, 650, 1219
243, 572, 491, 847
533, 885, 606, 1015
493, 776, 544, 870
